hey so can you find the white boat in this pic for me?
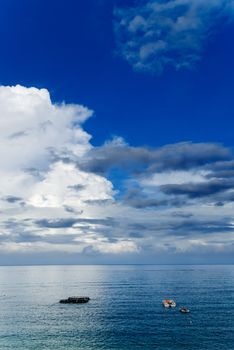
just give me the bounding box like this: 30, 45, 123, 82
162, 299, 176, 308
180, 307, 190, 313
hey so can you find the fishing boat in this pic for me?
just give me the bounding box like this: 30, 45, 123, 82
162, 299, 176, 308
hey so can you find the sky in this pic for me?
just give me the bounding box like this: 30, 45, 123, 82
0, 0, 234, 265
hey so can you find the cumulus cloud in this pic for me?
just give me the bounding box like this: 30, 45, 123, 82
0, 85, 123, 257
114, 0, 234, 74
0, 85, 234, 263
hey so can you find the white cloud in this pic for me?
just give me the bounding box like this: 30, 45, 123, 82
94, 240, 139, 254
140, 170, 208, 187
114, 0, 234, 74
0, 85, 126, 255
29, 161, 114, 208
0, 85, 233, 263
0, 85, 92, 171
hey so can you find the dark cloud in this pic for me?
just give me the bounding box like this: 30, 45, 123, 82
84, 199, 112, 205
171, 218, 234, 235
124, 186, 187, 209
35, 218, 78, 228
27, 233, 81, 245
80, 142, 231, 175
76, 141, 234, 209
67, 184, 86, 191
214, 191, 234, 203
3, 218, 28, 230
64, 206, 76, 213
160, 179, 234, 198
3, 196, 23, 203
128, 216, 234, 238
23, 167, 45, 180
205, 160, 234, 172
35, 217, 115, 229
64, 206, 83, 214
215, 201, 225, 207
204, 160, 234, 179
128, 222, 159, 232
77, 217, 116, 226
127, 197, 184, 208
8, 130, 28, 139
147, 142, 231, 173
129, 231, 145, 238
0, 231, 83, 245
206, 170, 234, 179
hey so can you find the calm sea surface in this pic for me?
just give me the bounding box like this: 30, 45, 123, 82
0, 265, 233, 350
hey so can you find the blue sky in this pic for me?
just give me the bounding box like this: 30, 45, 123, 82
0, 0, 234, 264
1, 0, 234, 146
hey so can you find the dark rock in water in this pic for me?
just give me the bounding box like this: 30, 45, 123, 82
59, 296, 90, 304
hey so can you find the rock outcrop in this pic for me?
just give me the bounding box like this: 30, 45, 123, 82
59, 296, 90, 304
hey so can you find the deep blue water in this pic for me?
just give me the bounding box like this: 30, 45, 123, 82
0, 265, 233, 350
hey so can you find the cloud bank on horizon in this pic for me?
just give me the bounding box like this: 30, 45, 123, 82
0, 85, 234, 263
114, 0, 234, 74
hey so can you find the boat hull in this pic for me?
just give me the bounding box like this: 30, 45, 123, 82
162, 300, 176, 308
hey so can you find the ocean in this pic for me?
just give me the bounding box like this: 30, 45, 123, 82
0, 265, 233, 350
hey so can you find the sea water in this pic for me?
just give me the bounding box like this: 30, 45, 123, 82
0, 265, 233, 350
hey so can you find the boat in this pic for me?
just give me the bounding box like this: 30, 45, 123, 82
162, 299, 176, 308
180, 307, 190, 313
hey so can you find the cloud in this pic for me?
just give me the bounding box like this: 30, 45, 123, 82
169, 217, 234, 235
0, 85, 124, 256
68, 184, 86, 191
0, 85, 234, 263
114, 0, 234, 74
80, 138, 230, 174
128, 216, 234, 236
35, 217, 115, 228
80, 137, 234, 212
161, 178, 234, 198
35, 218, 78, 229
124, 187, 186, 208
2, 196, 23, 203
